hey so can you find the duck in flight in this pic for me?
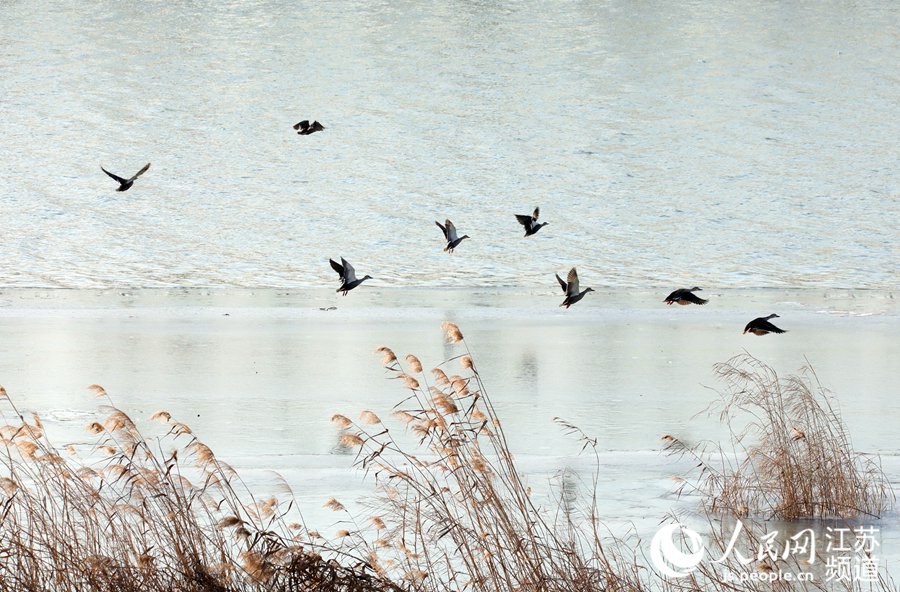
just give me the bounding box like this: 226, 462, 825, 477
743, 314, 787, 335
664, 287, 708, 305
435, 219, 470, 253
515, 207, 549, 237
329, 258, 372, 295
294, 120, 324, 135
556, 267, 594, 308
100, 163, 151, 191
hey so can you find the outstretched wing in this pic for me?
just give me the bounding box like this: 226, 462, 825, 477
341, 257, 357, 283
445, 219, 459, 242
100, 166, 128, 185
435, 220, 448, 240
293, 120, 310, 131
129, 163, 151, 182
532, 207, 540, 221
310, 121, 325, 132
515, 214, 532, 228
566, 268, 579, 297
329, 258, 345, 281
555, 273, 568, 293
684, 291, 708, 305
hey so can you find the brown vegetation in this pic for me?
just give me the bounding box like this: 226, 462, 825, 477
0, 385, 401, 592
666, 353, 894, 520
1, 334, 895, 592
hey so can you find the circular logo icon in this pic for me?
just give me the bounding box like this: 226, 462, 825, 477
650, 523, 705, 578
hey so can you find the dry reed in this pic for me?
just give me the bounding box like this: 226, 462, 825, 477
329, 330, 662, 591
3, 335, 895, 592
0, 385, 403, 592
667, 353, 894, 520
333, 328, 897, 592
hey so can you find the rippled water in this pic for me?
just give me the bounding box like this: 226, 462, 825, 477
1, 1, 897, 289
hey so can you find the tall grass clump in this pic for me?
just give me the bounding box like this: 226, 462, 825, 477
343, 328, 897, 592
666, 353, 894, 520
336, 323, 648, 592
0, 385, 401, 592
3, 332, 896, 592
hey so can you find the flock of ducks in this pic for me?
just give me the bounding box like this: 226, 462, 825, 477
99, 122, 788, 337
661, 287, 786, 335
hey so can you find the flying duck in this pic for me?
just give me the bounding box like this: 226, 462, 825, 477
435, 219, 470, 253
664, 287, 708, 305
743, 314, 787, 335
294, 120, 324, 135
556, 267, 594, 308
329, 258, 372, 295
101, 163, 151, 191
515, 207, 549, 237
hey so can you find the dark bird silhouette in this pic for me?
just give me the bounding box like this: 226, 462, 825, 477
515, 207, 549, 237
294, 120, 324, 135
743, 314, 787, 335
329, 257, 372, 296
556, 267, 594, 308
664, 287, 708, 305
435, 219, 470, 253
100, 163, 151, 191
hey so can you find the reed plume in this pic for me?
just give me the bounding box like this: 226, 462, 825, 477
0, 385, 403, 592
667, 353, 894, 520
2, 341, 895, 592
330, 326, 896, 592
